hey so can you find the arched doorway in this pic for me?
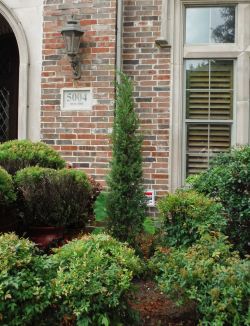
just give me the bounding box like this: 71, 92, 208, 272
0, 14, 19, 142
0, 1, 29, 141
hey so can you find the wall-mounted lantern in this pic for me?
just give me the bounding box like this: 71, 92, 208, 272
61, 17, 84, 80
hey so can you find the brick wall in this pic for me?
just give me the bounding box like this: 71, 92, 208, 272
41, 0, 170, 200
41, 0, 116, 186
122, 0, 170, 198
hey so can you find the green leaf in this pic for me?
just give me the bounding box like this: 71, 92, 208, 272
77, 317, 90, 326
92, 227, 105, 235
100, 315, 109, 326
143, 217, 156, 235
94, 192, 108, 222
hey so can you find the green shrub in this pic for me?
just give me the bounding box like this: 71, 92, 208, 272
157, 190, 226, 248
51, 233, 142, 325
85, 175, 102, 225
188, 146, 250, 255
0, 233, 54, 326
15, 167, 92, 227
0, 167, 16, 206
0, 140, 66, 175
56, 168, 92, 227
0, 167, 17, 228
150, 232, 250, 326
106, 73, 147, 245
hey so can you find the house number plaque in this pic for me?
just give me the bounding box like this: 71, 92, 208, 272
61, 88, 92, 110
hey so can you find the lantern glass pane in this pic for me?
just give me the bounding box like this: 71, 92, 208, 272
72, 33, 81, 53
63, 34, 72, 53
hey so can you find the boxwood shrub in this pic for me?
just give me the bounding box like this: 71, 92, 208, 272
188, 146, 250, 255
0, 167, 16, 227
157, 190, 226, 248
150, 232, 250, 326
15, 167, 92, 227
0, 140, 66, 175
56, 168, 93, 227
0, 167, 16, 206
51, 233, 142, 325
0, 233, 54, 326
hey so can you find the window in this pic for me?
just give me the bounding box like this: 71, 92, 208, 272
168, 1, 250, 190
184, 5, 237, 178
185, 59, 234, 175
185, 6, 236, 44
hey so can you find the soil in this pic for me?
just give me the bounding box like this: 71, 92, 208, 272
130, 280, 198, 326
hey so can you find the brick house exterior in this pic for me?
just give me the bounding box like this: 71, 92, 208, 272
41, 0, 170, 199
0, 0, 249, 203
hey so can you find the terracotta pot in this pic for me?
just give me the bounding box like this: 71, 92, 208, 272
28, 226, 64, 248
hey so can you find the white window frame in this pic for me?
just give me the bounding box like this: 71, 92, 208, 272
166, 0, 250, 190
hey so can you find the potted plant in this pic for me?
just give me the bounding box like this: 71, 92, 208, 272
15, 166, 92, 247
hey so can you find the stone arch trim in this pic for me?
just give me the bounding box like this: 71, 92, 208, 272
0, 1, 29, 139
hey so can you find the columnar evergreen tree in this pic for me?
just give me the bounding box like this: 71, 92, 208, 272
106, 73, 147, 245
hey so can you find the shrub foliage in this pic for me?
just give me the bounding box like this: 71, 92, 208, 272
51, 233, 142, 325
0, 233, 142, 325
0, 233, 54, 326
150, 233, 250, 326
106, 73, 147, 245
0, 167, 17, 228
158, 190, 226, 247
15, 167, 92, 227
188, 146, 250, 255
0, 140, 66, 175
0, 167, 16, 206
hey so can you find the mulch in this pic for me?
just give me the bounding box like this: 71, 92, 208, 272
130, 280, 198, 326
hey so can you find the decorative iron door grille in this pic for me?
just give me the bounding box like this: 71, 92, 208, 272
0, 87, 10, 142
0, 33, 19, 141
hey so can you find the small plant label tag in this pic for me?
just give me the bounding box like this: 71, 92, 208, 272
145, 189, 155, 207
61, 88, 92, 111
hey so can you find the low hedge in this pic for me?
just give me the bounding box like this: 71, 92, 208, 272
0, 140, 66, 175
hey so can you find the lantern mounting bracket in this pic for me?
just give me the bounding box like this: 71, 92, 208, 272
61, 17, 84, 80
69, 55, 81, 80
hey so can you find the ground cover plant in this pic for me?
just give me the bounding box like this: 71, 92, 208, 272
106, 73, 147, 246
188, 146, 250, 255
0, 140, 66, 175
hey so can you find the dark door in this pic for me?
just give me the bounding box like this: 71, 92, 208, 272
0, 34, 19, 142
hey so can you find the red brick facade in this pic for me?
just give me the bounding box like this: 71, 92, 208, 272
41, 0, 170, 199
123, 0, 170, 197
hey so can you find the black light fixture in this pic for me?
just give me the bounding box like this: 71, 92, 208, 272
61, 17, 84, 80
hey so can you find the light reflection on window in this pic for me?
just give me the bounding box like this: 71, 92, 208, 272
186, 7, 235, 44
